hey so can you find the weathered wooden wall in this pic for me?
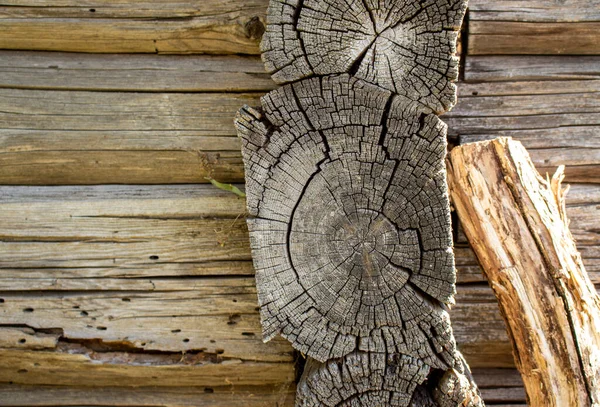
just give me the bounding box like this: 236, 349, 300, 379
0, 1, 598, 405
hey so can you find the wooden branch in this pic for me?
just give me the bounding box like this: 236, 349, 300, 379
448, 137, 600, 406
235, 0, 484, 405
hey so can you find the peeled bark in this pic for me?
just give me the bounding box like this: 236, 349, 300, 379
448, 137, 600, 407
235, 0, 482, 405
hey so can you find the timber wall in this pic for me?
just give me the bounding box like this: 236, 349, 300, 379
0, 1, 598, 405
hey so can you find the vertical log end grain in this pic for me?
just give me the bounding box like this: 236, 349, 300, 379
236, 0, 482, 405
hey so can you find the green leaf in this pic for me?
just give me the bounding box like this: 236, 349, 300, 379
206, 177, 246, 198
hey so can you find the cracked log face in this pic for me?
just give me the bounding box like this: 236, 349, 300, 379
296, 352, 430, 407
261, 0, 466, 114
236, 0, 480, 404
235, 74, 456, 366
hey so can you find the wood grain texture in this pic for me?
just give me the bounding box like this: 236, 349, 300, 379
464, 56, 600, 82
0, 52, 275, 92
0, 1, 268, 54
468, 0, 600, 22
261, 0, 466, 114
448, 138, 600, 406
0, 89, 257, 184
238, 0, 483, 404
468, 22, 600, 55
0, 369, 525, 406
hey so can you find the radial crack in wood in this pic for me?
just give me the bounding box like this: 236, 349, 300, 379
260, 0, 467, 114
236, 74, 457, 367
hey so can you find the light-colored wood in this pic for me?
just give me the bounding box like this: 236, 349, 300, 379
0, 52, 275, 92
0, 348, 295, 387
468, 0, 600, 22
468, 22, 600, 55
0, 89, 258, 184
464, 56, 600, 82
0, 368, 524, 406
0, 384, 296, 407
448, 137, 600, 406
0, 1, 268, 54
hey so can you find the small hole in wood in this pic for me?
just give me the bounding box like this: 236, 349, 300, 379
89, 8, 96, 12
241, 332, 255, 336
0, 298, 4, 303
80, 311, 88, 316
232, 299, 238, 303
171, 329, 181, 333
472, 91, 478, 96
23, 308, 34, 313
73, 305, 80, 309
141, 342, 147, 346
204, 387, 214, 393
122, 298, 131, 302
149, 255, 159, 260
183, 338, 190, 343
210, 339, 216, 343
18, 338, 26, 344
17, 369, 28, 374
216, 349, 224, 354
97, 326, 107, 331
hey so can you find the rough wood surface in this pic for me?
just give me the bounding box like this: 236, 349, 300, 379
0, 52, 275, 92
468, 22, 600, 55
260, 0, 466, 114
0, 369, 525, 406
237, 75, 457, 366
468, 0, 600, 22
448, 138, 600, 406
236, 0, 484, 404
0, 1, 268, 54
464, 56, 600, 82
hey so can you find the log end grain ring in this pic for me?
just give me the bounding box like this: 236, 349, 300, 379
260, 0, 467, 114
235, 74, 457, 366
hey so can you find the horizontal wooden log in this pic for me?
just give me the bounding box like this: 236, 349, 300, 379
464, 56, 600, 82
0, 52, 275, 92
447, 76, 600, 183
0, 184, 598, 373
0, 348, 295, 387
0, 89, 258, 184
0, 369, 524, 406
0, 384, 296, 407
468, 22, 600, 55
468, 0, 600, 22
0, 1, 268, 54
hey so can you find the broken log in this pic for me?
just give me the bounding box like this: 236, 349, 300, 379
448, 137, 600, 406
235, 0, 483, 405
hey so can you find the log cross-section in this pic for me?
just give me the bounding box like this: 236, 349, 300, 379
235, 0, 483, 405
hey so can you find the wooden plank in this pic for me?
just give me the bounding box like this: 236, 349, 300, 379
0, 1, 268, 54
448, 77, 600, 183
0, 89, 258, 184
469, 0, 600, 22
464, 56, 600, 82
0, 52, 275, 92
457, 129, 600, 184
0, 348, 295, 387
0, 368, 525, 406
468, 22, 600, 55
0, 384, 296, 407
0, 185, 598, 373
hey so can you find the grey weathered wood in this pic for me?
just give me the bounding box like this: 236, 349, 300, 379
236, 0, 481, 405
237, 75, 457, 367
260, 0, 467, 114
